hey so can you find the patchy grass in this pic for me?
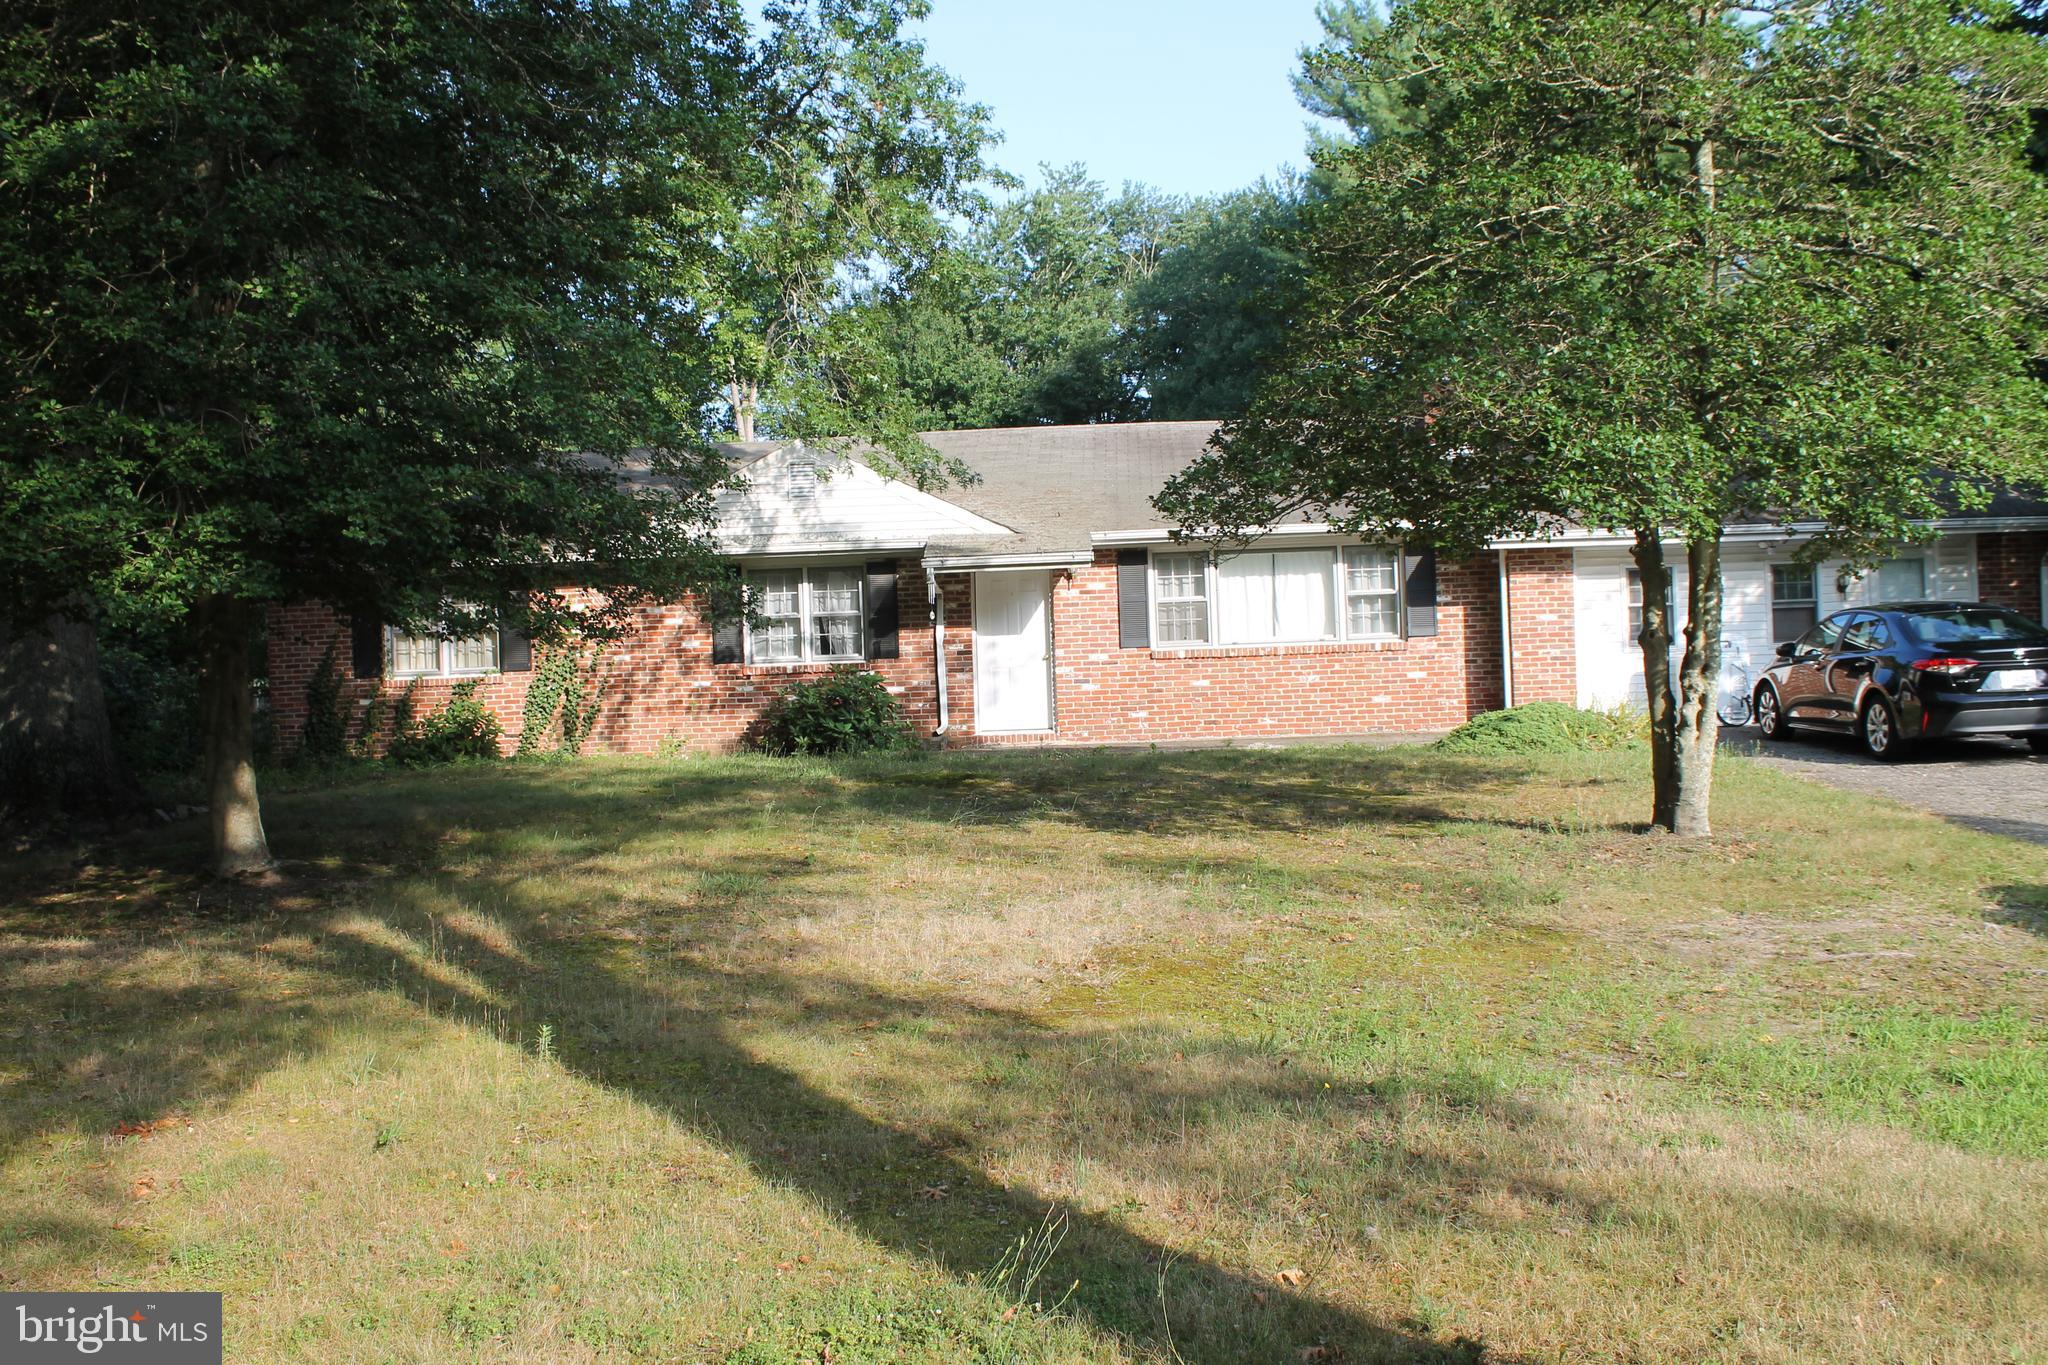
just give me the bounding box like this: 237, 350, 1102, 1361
4, 744, 2047, 1362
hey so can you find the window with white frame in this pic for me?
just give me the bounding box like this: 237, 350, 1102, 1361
1770, 563, 1818, 643
1626, 567, 1675, 641
388, 623, 500, 677
1343, 546, 1401, 638
1153, 552, 1209, 644
1150, 544, 1401, 646
746, 565, 865, 664
1875, 557, 1926, 601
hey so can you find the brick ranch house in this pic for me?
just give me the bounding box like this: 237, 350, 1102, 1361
267, 420, 2048, 753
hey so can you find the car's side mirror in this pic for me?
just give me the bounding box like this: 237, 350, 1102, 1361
1775, 641, 1798, 661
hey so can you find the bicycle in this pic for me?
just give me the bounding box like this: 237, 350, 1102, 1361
1715, 656, 1756, 727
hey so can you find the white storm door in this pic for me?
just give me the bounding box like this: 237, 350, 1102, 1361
973, 572, 1053, 732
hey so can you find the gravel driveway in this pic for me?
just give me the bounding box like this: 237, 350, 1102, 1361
1724, 727, 2048, 844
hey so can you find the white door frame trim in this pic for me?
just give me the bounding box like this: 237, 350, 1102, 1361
971, 570, 1055, 735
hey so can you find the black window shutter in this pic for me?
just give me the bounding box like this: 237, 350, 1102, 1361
1404, 547, 1439, 638
1116, 549, 1150, 649
710, 616, 743, 665
498, 627, 533, 672
866, 560, 900, 660
350, 613, 384, 678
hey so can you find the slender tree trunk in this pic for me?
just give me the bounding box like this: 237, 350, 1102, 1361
1635, 532, 1723, 836
0, 610, 139, 820
729, 378, 758, 442
195, 595, 273, 877
1671, 536, 1723, 837
1632, 531, 1680, 830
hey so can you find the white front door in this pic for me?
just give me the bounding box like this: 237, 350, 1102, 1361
973, 571, 1053, 732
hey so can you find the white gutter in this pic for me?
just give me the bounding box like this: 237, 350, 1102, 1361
1089, 515, 2048, 554
1091, 523, 1340, 546
924, 550, 1093, 571
1497, 548, 1515, 709
720, 539, 926, 560
927, 566, 950, 737
1485, 515, 2048, 550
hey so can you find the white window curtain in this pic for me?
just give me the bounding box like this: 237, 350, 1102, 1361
388, 608, 500, 678
1217, 550, 1335, 643
747, 566, 864, 663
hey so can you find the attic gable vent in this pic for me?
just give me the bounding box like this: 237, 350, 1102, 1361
786, 445, 815, 499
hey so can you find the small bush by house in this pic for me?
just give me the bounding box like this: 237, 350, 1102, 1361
757, 667, 913, 757
1435, 701, 1643, 755
387, 680, 504, 766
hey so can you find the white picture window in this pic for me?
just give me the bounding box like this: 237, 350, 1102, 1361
1151, 544, 1402, 647
746, 566, 865, 664
388, 624, 500, 677
1875, 557, 1926, 601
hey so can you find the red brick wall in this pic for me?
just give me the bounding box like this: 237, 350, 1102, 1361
1976, 531, 2048, 619
267, 562, 943, 757
1502, 547, 1578, 704
940, 549, 1507, 746
271, 547, 1582, 756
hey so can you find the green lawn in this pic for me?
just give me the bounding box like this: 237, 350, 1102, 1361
5, 745, 2047, 1362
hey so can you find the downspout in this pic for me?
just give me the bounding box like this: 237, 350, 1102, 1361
1497, 549, 1515, 709
927, 566, 950, 737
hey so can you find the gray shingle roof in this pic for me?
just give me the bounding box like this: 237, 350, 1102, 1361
699, 423, 2048, 557
914, 421, 1224, 557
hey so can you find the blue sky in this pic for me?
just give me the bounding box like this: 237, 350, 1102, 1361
912, 1, 1336, 198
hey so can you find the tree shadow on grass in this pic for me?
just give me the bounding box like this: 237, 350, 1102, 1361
296, 864, 1499, 1363
10, 749, 2033, 1358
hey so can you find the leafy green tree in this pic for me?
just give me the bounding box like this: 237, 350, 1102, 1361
1125, 179, 1306, 421
876, 165, 1183, 428
0, 0, 762, 874
706, 0, 1000, 478
1294, 0, 1440, 145
1162, 0, 2048, 836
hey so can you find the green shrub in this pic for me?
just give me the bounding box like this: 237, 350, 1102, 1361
1435, 701, 1644, 755
756, 666, 914, 756
386, 680, 504, 766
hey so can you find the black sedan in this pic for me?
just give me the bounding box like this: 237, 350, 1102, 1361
1753, 601, 2048, 760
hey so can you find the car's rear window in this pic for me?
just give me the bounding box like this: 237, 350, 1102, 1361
1899, 608, 2048, 648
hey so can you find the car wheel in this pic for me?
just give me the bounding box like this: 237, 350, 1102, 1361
1860, 695, 1911, 762
1754, 685, 1790, 741
2027, 734, 2048, 756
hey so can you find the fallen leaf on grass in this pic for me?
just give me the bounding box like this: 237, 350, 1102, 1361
1275, 1267, 1306, 1288
111, 1116, 190, 1140
129, 1176, 156, 1200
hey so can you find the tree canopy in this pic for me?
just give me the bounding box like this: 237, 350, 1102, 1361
702, 0, 1000, 476
0, 0, 989, 869
1161, 0, 2048, 834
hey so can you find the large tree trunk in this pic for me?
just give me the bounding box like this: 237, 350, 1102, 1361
1633, 532, 1723, 837
0, 611, 139, 820
195, 595, 274, 877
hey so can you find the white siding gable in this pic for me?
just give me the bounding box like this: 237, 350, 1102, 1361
712, 445, 1011, 555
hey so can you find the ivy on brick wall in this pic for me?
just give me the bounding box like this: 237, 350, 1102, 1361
517, 644, 604, 758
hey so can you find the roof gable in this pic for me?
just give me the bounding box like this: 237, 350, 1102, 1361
712, 444, 1011, 556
